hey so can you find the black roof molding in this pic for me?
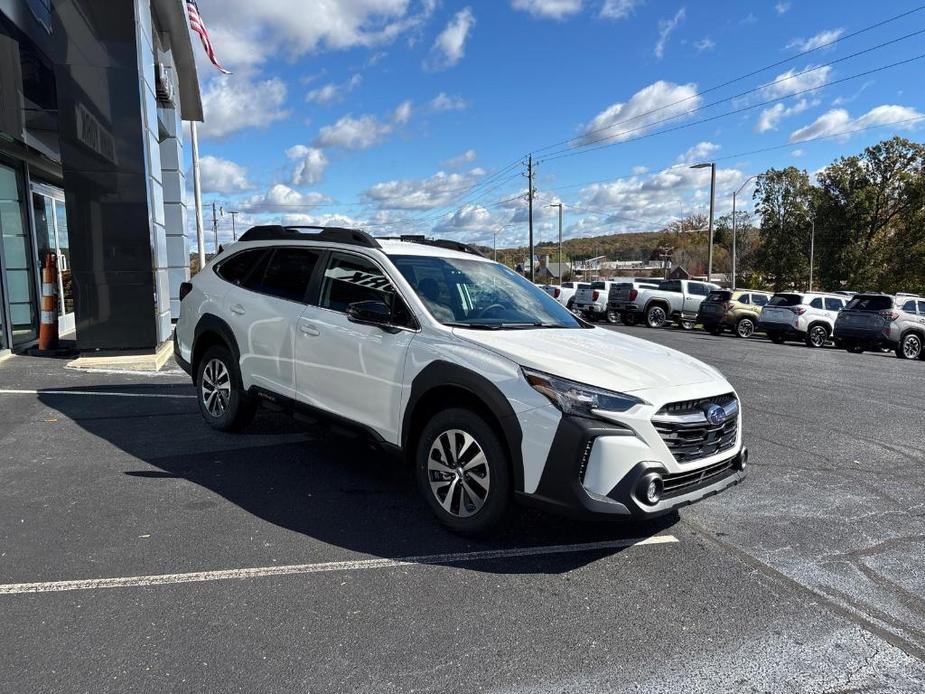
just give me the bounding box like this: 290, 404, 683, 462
376, 235, 488, 258
238, 225, 381, 249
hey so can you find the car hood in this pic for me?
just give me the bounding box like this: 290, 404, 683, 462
452, 326, 726, 394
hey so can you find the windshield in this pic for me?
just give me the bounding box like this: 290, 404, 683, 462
845, 295, 894, 311
768, 293, 803, 307
391, 255, 584, 329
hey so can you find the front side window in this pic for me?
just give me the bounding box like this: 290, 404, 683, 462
390, 255, 583, 329
738, 294, 751, 305
320, 252, 413, 328
248, 248, 320, 302
824, 298, 843, 311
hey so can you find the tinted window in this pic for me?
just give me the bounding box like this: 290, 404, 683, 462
320, 252, 399, 315
246, 248, 320, 302
902, 300, 916, 312
706, 291, 732, 303
738, 294, 751, 305
689, 283, 710, 296
660, 280, 682, 293
562, 283, 573, 289
591, 281, 606, 290
768, 294, 802, 307
810, 298, 824, 309
846, 295, 893, 312
824, 298, 844, 311
216, 249, 267, 285
577, 283, 591, 290
753, 294, 769, 306
919, 301, 925, 314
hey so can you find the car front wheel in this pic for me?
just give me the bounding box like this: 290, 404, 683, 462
416, 408, 511, 535
196, 345, 256, 432
735, 317, 756, 339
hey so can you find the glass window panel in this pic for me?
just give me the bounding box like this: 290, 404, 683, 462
54, 200, 72, 315
0, 164, 37, 344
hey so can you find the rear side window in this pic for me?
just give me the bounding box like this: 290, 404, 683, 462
824, 298, 844, 311
810, 298, 824, 309
320, 252, 397, 314
846, 296, 894, 311
688, 283, 710, 296
738, 294, 751, 305
768, 294, 803, 307
660, 280, 682, 293
216, 249, 267, 285
902, 300, 916, 312
753, 294, 769, 306
247, 248, 321, 302
706, 291, 731, 303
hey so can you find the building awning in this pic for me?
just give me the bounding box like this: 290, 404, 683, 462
152, 0, 203, 121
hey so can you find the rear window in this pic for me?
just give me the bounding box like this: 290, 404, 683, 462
577, 283, 590, 289
846, 295, 894, 311
753, 294, 770, 306
591, 282, 606, 290
706, 291, 732, 302
768, 294, 803, 307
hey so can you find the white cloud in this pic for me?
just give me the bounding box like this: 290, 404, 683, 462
601, 0, 643, 20
200, 76, 290, 139
786, 28, 844, 52
240, 184, 328, 215
430, 93, 468, 111
755, 98, 813, 132
632, 165, 649, 175
426, 7, 475, 70
676, 141, 720, 164
762, 65, 831, 99
198, 156, 252, 194
306, 74, 362, 105
774, 2, 791, 14
393, 100, 413, 125
511, 0, 583, 20
791, 149, 804, 157
364, 169, 486, 210
576, 80, 701, 146
789, 105, 925, 143
432, 204, 499, 236
442, 149, 477, 167
285, 146, 329, 185
694, 37, 715, 52
655, 8, 685, 59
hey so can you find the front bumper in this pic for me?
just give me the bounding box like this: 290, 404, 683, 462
519, 414, 747, 520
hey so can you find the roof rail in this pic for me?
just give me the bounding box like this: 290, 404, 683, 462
237, 225, 381, 249
377, 235, 487, 258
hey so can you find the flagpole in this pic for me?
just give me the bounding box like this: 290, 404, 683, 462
190, 120, 206, 269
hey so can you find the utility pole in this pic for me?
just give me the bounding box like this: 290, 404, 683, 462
548, 203, 563, 284
211, 201, 218, 255
527, 154, 535, 283
809, 217, 815, 291
229, 211, 239, 241
732, 175, 758, 290
190, 122, 206, 269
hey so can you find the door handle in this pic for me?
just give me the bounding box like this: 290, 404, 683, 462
299, 319, 321, 337
229, 304, 246, 315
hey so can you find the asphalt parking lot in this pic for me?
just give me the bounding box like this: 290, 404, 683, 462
1, 328, 924, 693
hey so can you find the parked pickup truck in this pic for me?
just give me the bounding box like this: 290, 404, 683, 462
609, 279, 719, 329
573, 281, 619, 322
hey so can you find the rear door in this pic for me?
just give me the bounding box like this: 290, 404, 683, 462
823, 296, 845, 328
294, 251, 416, 443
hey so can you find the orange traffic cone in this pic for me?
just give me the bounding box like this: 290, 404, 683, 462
38, 252, 59, 352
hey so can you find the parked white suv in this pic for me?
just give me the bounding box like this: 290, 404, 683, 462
758, 292, 848, 348
175, 226, 746, 534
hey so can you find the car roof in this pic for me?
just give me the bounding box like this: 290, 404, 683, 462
223, 236, 491, 263
376, 239, 491, 261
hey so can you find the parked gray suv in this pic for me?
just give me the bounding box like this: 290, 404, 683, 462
834, 293, 925, 359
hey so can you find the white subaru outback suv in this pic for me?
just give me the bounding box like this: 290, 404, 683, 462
174, 226, 747, 534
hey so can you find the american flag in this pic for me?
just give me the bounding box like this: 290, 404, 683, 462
187, 1, 231, 75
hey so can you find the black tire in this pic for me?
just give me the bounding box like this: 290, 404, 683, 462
605, 309, 620, 324
735, 317, 756, 339
645, 304, 668, 329
195, 345, 257, 432
621, 312, 638, 326
566, 299, 574, 311
769, 332, 785, 344
707, 325, 723, 336
844, 343, 864, 354
805, 324, 829, 348
679, 319, 695, 331
896, 332, 923, 360
416, 408, 511, 536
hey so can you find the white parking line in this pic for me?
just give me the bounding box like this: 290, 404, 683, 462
0, 389, 195, 399
0, 536, 678, 595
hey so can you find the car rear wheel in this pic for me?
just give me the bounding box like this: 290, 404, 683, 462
805, 324, 829, 348
416, 408, 511, 536
706, 325, 722, 336
606, 309, 619, 324
735, 317, 756, 339
844, 343, 864, 354
679, 319, 695, 331
646, 305, 667, 329
769, 332, 785, 344
196, 345, 256, 432
897, 333, 923, 360
621, 312, 638, 326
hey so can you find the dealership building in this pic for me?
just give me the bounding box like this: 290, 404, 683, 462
0, 0, 201, 359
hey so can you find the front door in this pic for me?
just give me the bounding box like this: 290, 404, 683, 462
295, 251, 416, 444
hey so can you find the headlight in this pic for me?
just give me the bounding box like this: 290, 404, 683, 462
523, 368, 645, 418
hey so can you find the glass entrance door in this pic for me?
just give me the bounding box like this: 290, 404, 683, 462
0, 162, 38, 346
32, 185, 74, 335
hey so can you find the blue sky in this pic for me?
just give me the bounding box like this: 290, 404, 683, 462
189, 0, 925, 249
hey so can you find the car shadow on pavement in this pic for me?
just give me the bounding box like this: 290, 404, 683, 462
39, 385, 678, 575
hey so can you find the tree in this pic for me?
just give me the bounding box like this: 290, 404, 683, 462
814, 136, 925, 291
752, 167, 815, 290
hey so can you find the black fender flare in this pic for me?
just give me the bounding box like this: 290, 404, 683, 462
402, 360, 525, 492
192, 314, 241, 376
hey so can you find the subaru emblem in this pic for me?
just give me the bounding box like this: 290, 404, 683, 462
704, 403, 727, 426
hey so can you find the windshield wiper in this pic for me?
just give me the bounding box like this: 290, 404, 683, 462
444, 322, 504, 330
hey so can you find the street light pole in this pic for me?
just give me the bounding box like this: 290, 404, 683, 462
549, 203, 563, 284
732, 175, 759, 290
690, 162, 716, 283
809, 218, 815, 292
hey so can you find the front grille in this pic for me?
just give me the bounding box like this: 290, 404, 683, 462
661, 456, 737, 498
653, 394, 739, 464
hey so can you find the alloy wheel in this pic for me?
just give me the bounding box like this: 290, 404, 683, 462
737, 319, 755, 338
427, 429, 491, 518
647, 306, 666, 328
809, 326, 828, 348
903, 334, 922, 359
201, 358, 232, 417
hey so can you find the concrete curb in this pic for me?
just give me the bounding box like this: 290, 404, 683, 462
66, 340, 174, 372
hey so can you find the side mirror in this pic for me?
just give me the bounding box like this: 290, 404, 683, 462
347, 300, 393, 329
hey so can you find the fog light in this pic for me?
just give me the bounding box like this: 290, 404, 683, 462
638, 472, 663, 506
